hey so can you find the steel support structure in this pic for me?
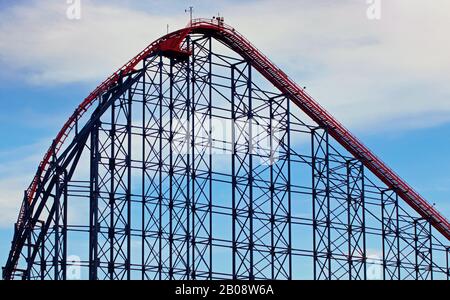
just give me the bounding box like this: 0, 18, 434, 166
88, 74, 133, 280
312, 130, 367, 280
268, 94, 291, 280
231, 60, 254, 279
312, 127, 331, 280
414, 218, 433, 280
189, 36, 213, 279
381, 189, 401, 280
346, 160, 366, 280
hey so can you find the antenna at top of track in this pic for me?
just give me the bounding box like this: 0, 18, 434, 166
185, 6, 194, 25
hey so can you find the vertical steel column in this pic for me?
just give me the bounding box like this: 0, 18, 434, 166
141, 55, 165, 280
414, 218, 433, 280
208, 36, 213, 280
190, 36, 213, 280
248, 63, 254, 281
346, 160, 366, 280
54, 169, 60, 280
231, 61, 254, 280
141, 58, 146, 280
126, 84, 132, 280
311, 127, 331, 280
158, 55, 164, 279
53, 168, 68, 280
186, 38, 192, 280
168, 53, 191, 279
190, 43, 196, 279
24, 193, 32, 280
169, 58, 174, 280
40, 225, 45, 280
269, 95, 291, 279
381, 189, 401, 280
269, 99, 274, 279
103, 75, 133, 280
168, 57, 174, 280
108, 89, 116, 280
158, 54, 172, 280
89, 120, 99, 280
286, 98, 292, 280
231, 64, 237, 279
62, 171, 68, 280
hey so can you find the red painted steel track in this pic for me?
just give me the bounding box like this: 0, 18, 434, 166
23, 19, 450, 240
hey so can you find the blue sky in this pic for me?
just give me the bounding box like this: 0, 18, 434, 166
1, 0, 450, 275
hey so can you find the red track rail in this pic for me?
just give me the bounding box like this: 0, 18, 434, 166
23, 19, 450, 240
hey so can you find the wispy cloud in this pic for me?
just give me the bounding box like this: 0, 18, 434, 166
0, 139, 51, 227
0, 0, 186, 84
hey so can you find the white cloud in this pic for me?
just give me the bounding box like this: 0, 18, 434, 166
0, 140, 51, 227
0, 0, 186, 84
0, 177, 31, 228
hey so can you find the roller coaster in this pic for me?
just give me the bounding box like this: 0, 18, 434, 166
3, 18, 450, 280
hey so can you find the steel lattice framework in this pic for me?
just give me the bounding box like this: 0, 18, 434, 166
3, 19, 450, 280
